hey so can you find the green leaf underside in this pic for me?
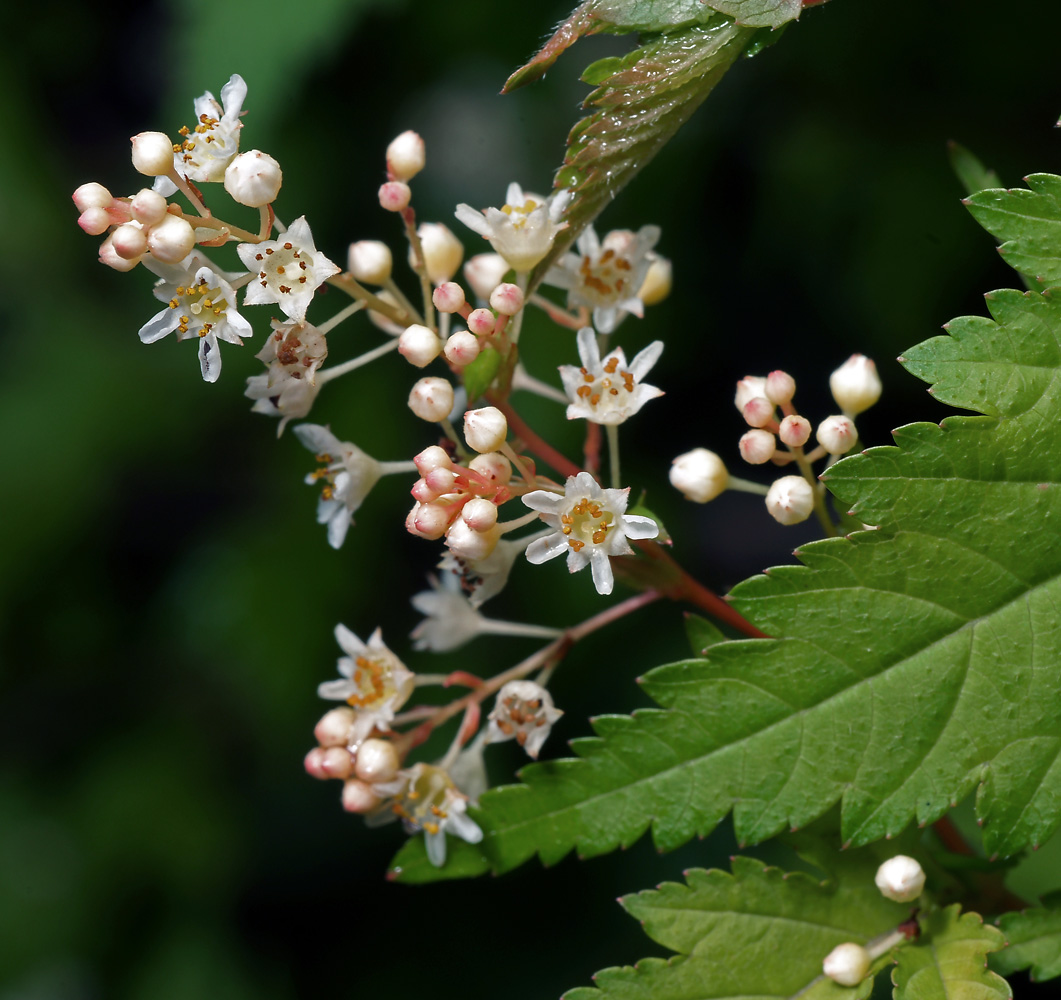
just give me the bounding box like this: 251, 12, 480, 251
965, 174, 1061, 284
893, 906, 1010, 1000
992, 891, 1061, 981
565, 852, 907, 1000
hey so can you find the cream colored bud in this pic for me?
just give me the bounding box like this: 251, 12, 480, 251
765, 475, 815, 525
99, 235, 141, 271
489, 282, 524, 316
408, 377, 455, 422
462, 497, 499, 532
468, 451, 512, 486
341, 779, 382, 813
830, 354, 882, 415
406, 501, 452, 540
348, 240, 393, 284
111, 222, 148, 260
464, 253, 509, 299
398, 323, 443, 368
78, 207, 112, 236
414, 223, 464, 284
130, 188, 168, 227
739, 429, 776, 465
742, 396, 775, 428
414, 445, 453, 475
778, 414, 811, 448
464, 406, 508, 453
822, 943, 870, 987
378, 180, 411, 212
734, 376, 767, 413
817, 415, 857, 455
367, 289, 404, 335
446, 518, 501, 561
875, 855, 926, 903
354, 738, 400, 783
131, 131, 175, 176
73, 182, 113, 212
670, 448, 728, 503
765, 370, 796, 406
224, 150, 283, 207
314, 706, 358, 747
443, 330, 481, 366
146, 213, 195, 264
319, 746, 355, 779
386, 130, 426, 181
638, 255, 672, 305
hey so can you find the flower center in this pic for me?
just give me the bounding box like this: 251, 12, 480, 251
169, 280, 229, 337
346, 654, 400, 709
500, 199, 540, 230
560, 496, 614, 553
574, 354, 637, 412
173, 113, 237, 173
252, 242, 314, 298
391, 765, 454, 835
577, 247, 633, 305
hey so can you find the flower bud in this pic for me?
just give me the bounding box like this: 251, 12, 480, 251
778, 414, 811, 448
817, 415, 857, 455
423, 467, 458, 495
99, 234, 141, 271
304, 747, 331, 780
446, 517, 501, 561
111, 222, 148, 260
347, 240, 393, 284
464, 253, 509, 299
408, 377, 455, 422
354, 738, 400, 783
830, 354, 882, 415
467, 307, 496, 336
146, 213, 196, 264
415, 223, 464, 285
314, 706, 358, 747
406, 500, 454, 539
638, 255, 672, 305
386, 130, 426, 181
739, 429, 776, 465
462, 497, 498, 532
73, 182, 113, 212
433, 281, 466, 314
224, 149, 283, 207
319, 746, 355, 779
875, 855, 926, 903
130, 188, 168, 227
378, 180, 411, 212
822, 943, 870, 987
765, 370, 796, 406
742, 396, 775, 428
130, 131, 175, 176
341, 778, 382, 813
765, 475, 815, 525
669, 448, 728, 503
734, 376, 767, 413
77, 207, 113, 236
367, 289, 405, 335
398, 323, 443, 368
414, 445, 453, 475
464, 406, 507, 453
443, 330, 480, 366
489, 282, 524, 316
468, 451, 512, 486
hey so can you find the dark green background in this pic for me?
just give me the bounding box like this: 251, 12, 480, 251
5, 1, 1060, 996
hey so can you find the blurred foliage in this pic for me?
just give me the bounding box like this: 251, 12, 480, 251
4, 0, 1061, 996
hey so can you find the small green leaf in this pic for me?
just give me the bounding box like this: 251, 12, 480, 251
706, 0, 804, 28
948, 141, 1002, 197
893, 905, 1010, 1000
683, 613, 725, 656
462, 346, 501, 402
992, 891, 1061, 981
386, 832, 491, 885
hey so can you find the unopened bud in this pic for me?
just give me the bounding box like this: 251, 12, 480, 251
224, 149, 283, 207
111, 222, 148, 260
73, 182, 113, 212
314, 706, 358, 747
406, 501, 453, 540
467, 307, 496, 336
464, 253, 509, 299
462, 497, 498, 532
765, 475, 815, 525
742, 396, 775, 428
464, 406, 507, 453
367, 289, 405, 335
778, 414, 811, 448
734, 376, 767, 413
830, 354, 881, 415
489, 282, 524, 316
415, 223, 464, 285
414, 445, 453, 475
130, 131, 175, 176
398, 323, 443, 368
443, 330, 480, 366
129, 188, 168, 227
822, 943, 870, 987
378, 180, 411, 212
875, 855, 926, 903
765, 370, 796, 406
433, 281, 466, 313
670, 448, 728, 503
354, 738, 400, 783
146, 213, 195, 264
386, 130, 426, 181
99, 234, 141, 271
446, 517, 501, 561
78, 207, 113, 236
638, 255, 672, 305
348, 240, 393, 284
408, 377, 455, 421
468, 451, 512, 486
341, 778, 382, 813
817, 415, 857, 455
739, 429, 776, 465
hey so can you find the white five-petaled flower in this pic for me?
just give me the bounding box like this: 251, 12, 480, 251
545, 224, 660, 334
486, 680, 563, 759
139, 253, 252, 382
237, 216, 340, 323
454, 182, 571, 272
245, 319, 328, 433
559, 327, 663, 425
522, 472, 659, 595
318, 625, 415, 744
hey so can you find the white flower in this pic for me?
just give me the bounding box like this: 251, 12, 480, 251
559, 327, 663, 425
522, 471, 659, 595
455, 182, 570, 272
486, 680, 563, 759
294, 424, 384, 548
318, 625, 415, 743
245, 319, 328, 433
237, 217, 340, 323
139, 254, 252, 382
544, 225, 660, 333
438, 530, 549, 607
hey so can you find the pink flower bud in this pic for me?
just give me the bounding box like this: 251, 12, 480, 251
830, 354, 881, 415
742, 396, 775, 428
765, 475, 815, 525
462, 497, 498, 532
146, 214, 195, 264
446, 517, 501, 561
129, 189, 168, 227
817, 415, 857, 455
464, 253, 509, 299
398, 323, 443, 368
314, 706, 358, 747
408, 377, 455, 422
347, 240, 393, 284
778, 414, 811, 448
670, 448, 728, 502
99, 235, 141, 271
433, 281, 466, 313
341, 779, 382, 813
73, 182, 113, 212
130, 130, 175, 176
304, 747, 331, 780
354, 738, 400, 783
406, 501, 453, 539
111, 223, 148, 260
464, 406, 508, 453
739, 429, 776, 465
378, 181, 411, 212
765, 370, 796, 406
318, 746, 355, 779
224, 149, 283, 207
78, 206, 112, 236
467, 308, 496, 336
424, 467, 458, 494
414, 445, 453, 475
468, 451, 512, 486
489, 282, 524, 316
386, 130, 426, 181
443, 330, 480, 366
734, 376, 767, 413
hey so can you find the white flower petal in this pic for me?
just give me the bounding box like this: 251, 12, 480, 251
623, 514, 660, 540
589, 547, 614, 595
526, 533, 570, 565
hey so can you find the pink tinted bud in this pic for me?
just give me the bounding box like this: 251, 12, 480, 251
314, 706, 358, 747
378, 181, 411, 212
467, 308, 495, 336
411, 479, 439, 504
99, 235, 141, 271
734, 376, 767, 413
130, 188, 168, 227
444, 330, 480, 366
765, 370, 796, 406
347, 240, 392, 284
73, 182, 113, 212
739, 429, 776, 465
386, 130, 426, 182
111, 223, 148, 260
446, 518, 501, 561
414, 445, 453, 475
354, 738, 400, 783
406, 501, 453, 540
433, 282, 466, 314
398, 323, 443, 368
146, 214, 195, 264
817, 415, 857, 455
408, 377, 455, 422
224, 150, 283, 207
424, 467, 458, 494
462, 497, 498, 532
464, 253, 509, 299
130, 131, 175, 176
341, 779, 382, 813
415, 223, 464, 284
464, 406, 507, 453
778, 414, 811, 448
304, 747, 331, 780
468, 451, 512, 486
489, 282, 524, 315
319, 746, 355, 779
78, 207, 112, 236
765, 475, 815, 525
742, 396, 775, 428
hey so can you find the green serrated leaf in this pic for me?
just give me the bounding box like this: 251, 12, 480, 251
948, 141, 1002, 197
386, 830, 491, 885
992, 891, 1061, 981
683, 613, 725, 656
964, 174, 1061, 284
462, 346, 501, 402
893, 905, 1010, 999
